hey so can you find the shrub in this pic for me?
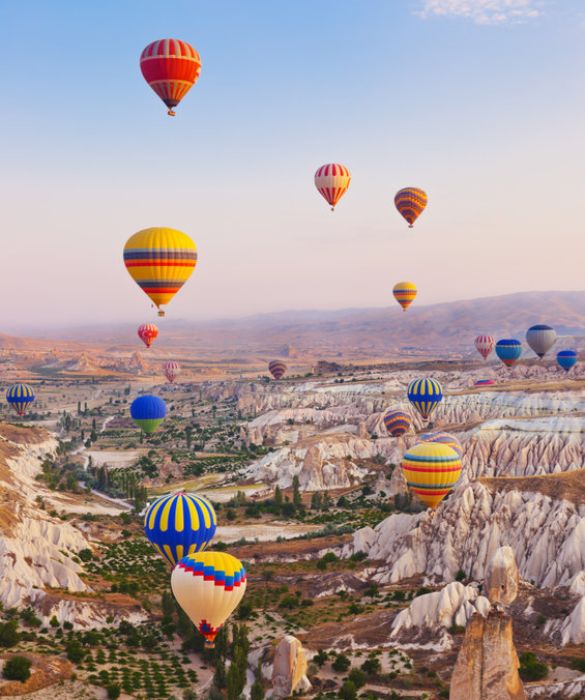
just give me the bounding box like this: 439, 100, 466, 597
519, 652, 548, 681
0, 620, 20, 648
360, 657, 381, 676
3, 656, 31, 682
339, 680, 357, 700
347, 668, 366, 688
332, 654, 351, 672
455, 569, 466, 582
106, 684, 121, 699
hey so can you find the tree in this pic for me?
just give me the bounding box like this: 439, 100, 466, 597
332, 654, 350, 672
361, 656, 381, 676
314, 649, 328, 667
274, 486, 283, 508
339, 681, 357, 700
227, 624, 250, 700
519, 652, 548, 682
66, 639, 85, 663
310, 492, 322, 510
348, 668, 366, 688
106, 684, 121, 699
3, 656, 31, 682
292, 475, 302, 508
250, 662, 265, 700
0, 620, 19, 648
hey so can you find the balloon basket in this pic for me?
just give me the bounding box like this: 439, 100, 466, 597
204, 640, 215, 649
167, 109, 176, 117
157, 310, 165, 318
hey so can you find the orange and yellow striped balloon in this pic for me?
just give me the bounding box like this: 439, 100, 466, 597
124, 227, 197, 317
395, 187, 428, 227
393, 281, 417, 311
401, 442, 462, 509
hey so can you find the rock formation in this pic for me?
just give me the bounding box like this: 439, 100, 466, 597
270, 635, 311, 698
449, 547, 526, 700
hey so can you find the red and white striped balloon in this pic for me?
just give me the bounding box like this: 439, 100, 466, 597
475, 335, 495, 360
314, 163, 351, 211
138, 323, 159, 349
163, 361, 180, 383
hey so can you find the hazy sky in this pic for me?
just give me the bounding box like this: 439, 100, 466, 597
1, 0, 584, 329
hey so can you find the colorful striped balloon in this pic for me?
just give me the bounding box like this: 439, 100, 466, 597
145, 491, 217, 567
394, 187, 428, 227
495, 339, 522, 367
314, 163, 351, 211
401, 442, 462, 509
140, 39, 201, 116
130, 395, 167, 433
6, 384, 35, 416
420, 431, 463, 457
407, 377, 443, 421
138, 323, 159, 349
393, 281, 417, 311
172, 552, 247, 647
475, 379, 496, 386
268, 360, 287, 380
163, 360, 181, 383
526, 324, 557, 359
475, 335, 495, 360
557, 350, 577, 373
383, 409, 412, 437
124, 227, 197, 317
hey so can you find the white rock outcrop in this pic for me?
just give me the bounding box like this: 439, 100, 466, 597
270, 635, 311, 698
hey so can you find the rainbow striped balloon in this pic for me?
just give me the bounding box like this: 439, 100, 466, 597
394, 187, 428, 227
401, 442, 462, 509
420, 431, 463, 457
383, 409, 412, 437
144, 492, 217, 567
6, 384, 35, 416
407, 377, 443, 420
124, 227, 197, 317
393, 281, 417, 311
475, 379, 496, 386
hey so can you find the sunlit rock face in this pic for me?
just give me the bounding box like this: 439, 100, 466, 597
270, 635, 311, 698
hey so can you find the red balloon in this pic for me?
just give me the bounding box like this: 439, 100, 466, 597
140, 39, 201, 116
138, 323, 158, 349
163, 361, 180, 383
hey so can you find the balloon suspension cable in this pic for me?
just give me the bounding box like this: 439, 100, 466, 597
167, 109, 176, 117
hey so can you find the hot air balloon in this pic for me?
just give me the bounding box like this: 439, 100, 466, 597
526, 325, 557, 359
268, 360, 287, 380
407, 378, 443, 421
314, 163, 351, 211
401, 442, 462, 509
393, 281, 417, 312
171, 551, 247, 647
130, 395, 167, 433
495, 339, 522, 367
6, 384, 35, 416
144, 492, 216, 567
420, 431, 463, 457
475, 335, 495, 361
475, 379, 496, 386
383, 409, 412, 437
124, 227, 197, 317
138, 323, 159, 349
394, 187, 427, 227
163, 360, 181, 383
140, 39, 201, 116
557, 350, 577, 373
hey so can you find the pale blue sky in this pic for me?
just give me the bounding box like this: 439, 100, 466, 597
1, 0, 584, 328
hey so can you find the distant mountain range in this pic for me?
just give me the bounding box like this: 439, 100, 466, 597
4, 291, 585, 360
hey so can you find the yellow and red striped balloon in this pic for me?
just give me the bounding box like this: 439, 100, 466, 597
124, 227, 197, 317
138, 323, 158, 348
401, 442, 462, 509
393, 281, 417, 311
395, 187, 428, 227
314, 163, 351, 211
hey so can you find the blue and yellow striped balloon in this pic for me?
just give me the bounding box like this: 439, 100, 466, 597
407, 377, 443, 421
144, 491, 217, 566
6, 384, 36, 416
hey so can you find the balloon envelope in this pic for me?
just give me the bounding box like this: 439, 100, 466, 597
394, 187, 428, 227
420, 431, 463, 457
268, 360, 287, 380
401, 442, 462, 509
314, 163, 351, 210
140, 39, 201, 116
407, 378, 443, 420
171, 551, 247, 646
383, 409, 412, 437
526, 324, 557, 358
557, 350, 577, 372
475, 335, 495, 360
163, 361, 180, 383
393, 281, 417, 311
145, 492, 216, 566
6, 384, 35, 416
495, 339, 522, 367
138, 323, 158, 348
124, 227, 197, 317
130, 395, 167, 433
